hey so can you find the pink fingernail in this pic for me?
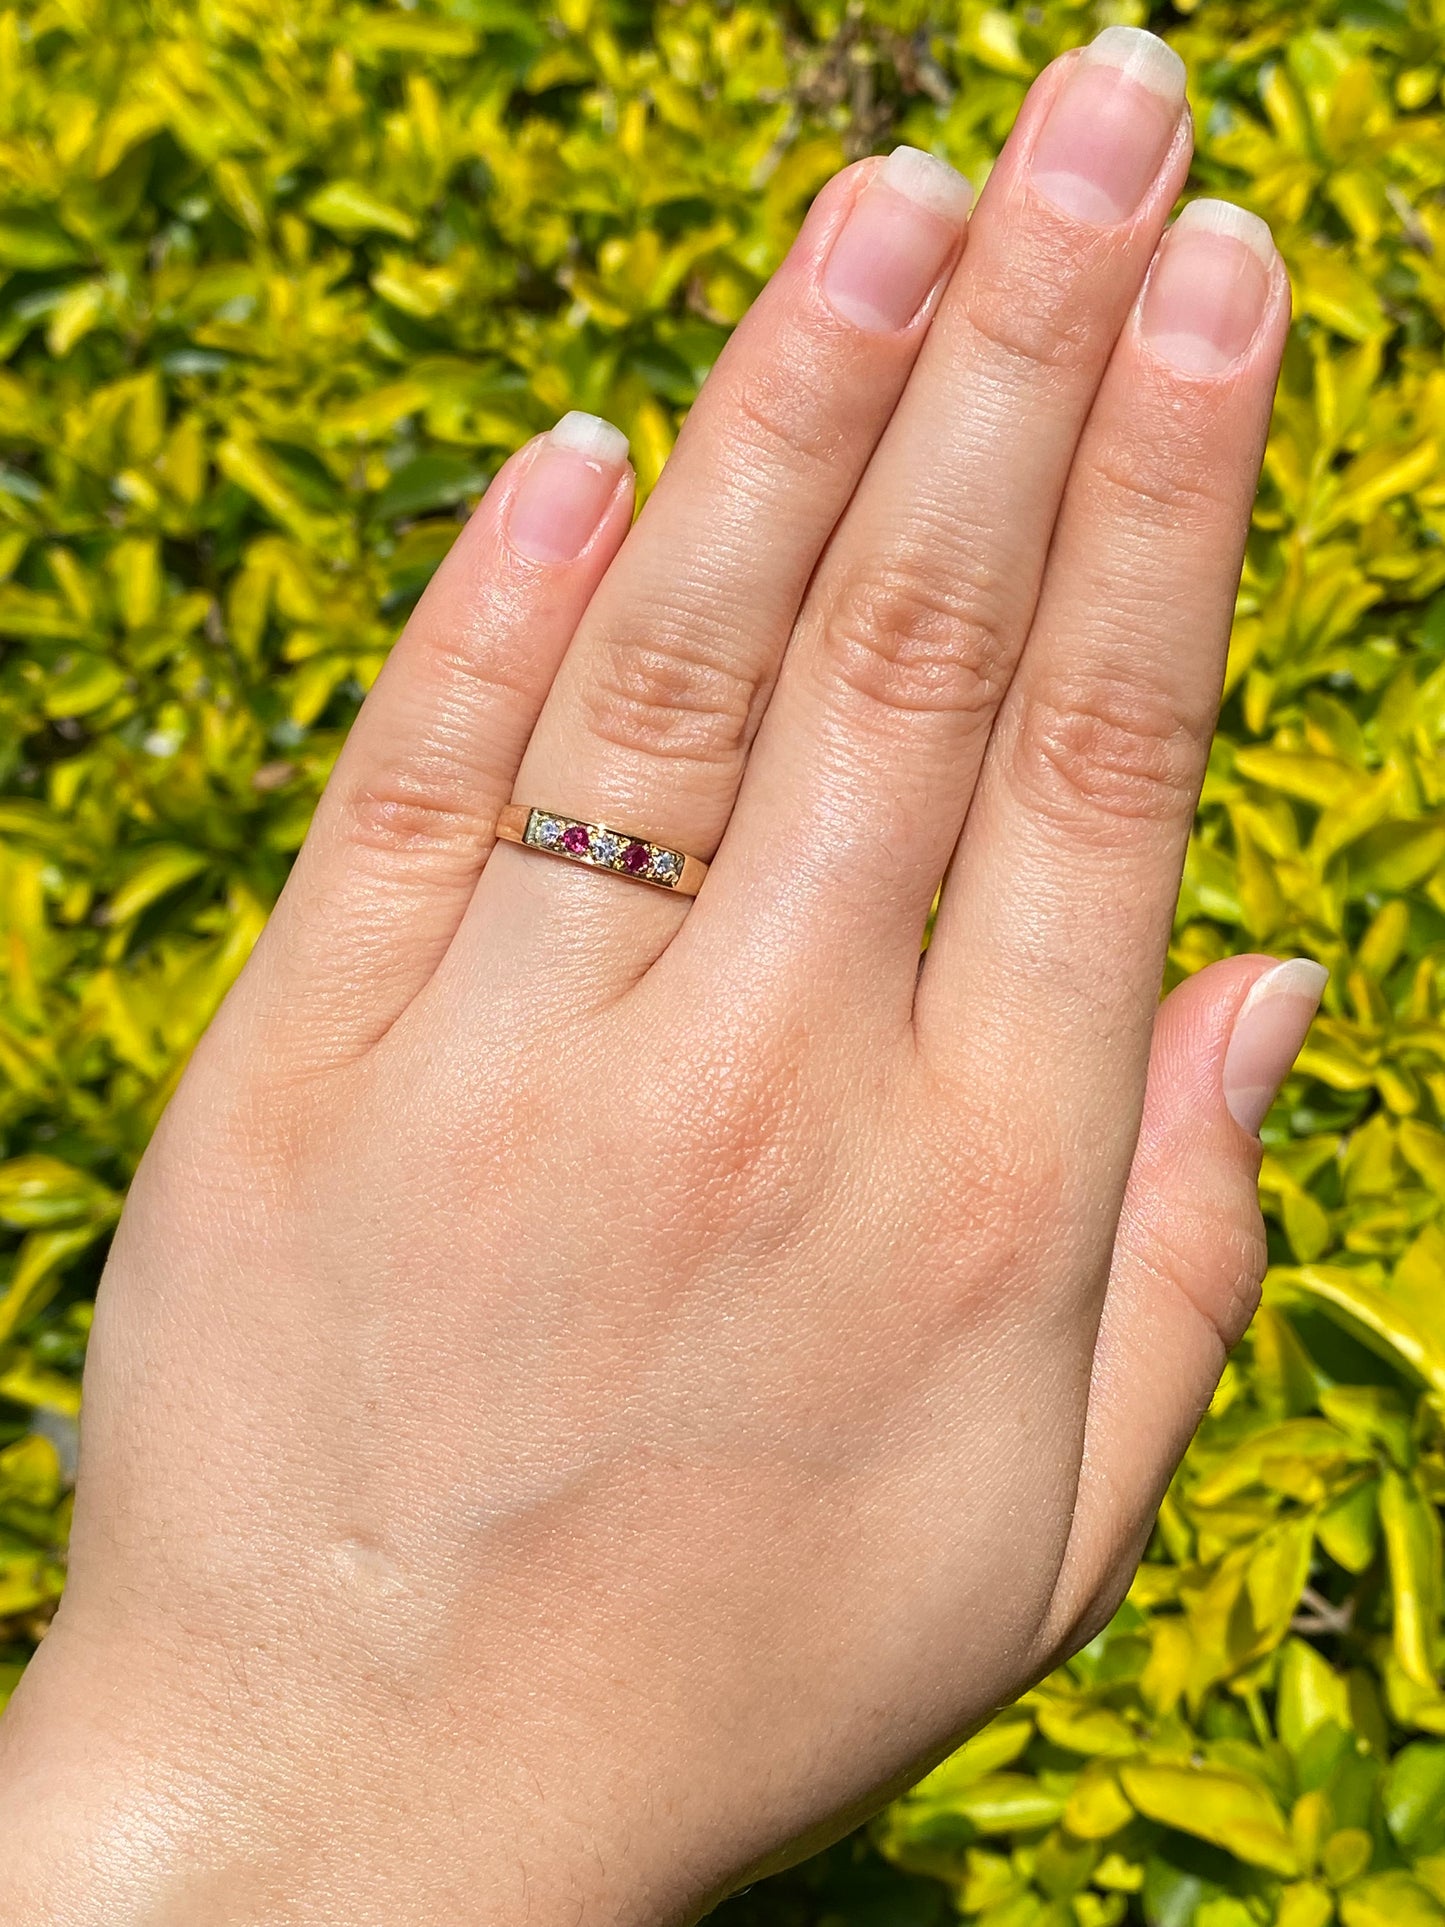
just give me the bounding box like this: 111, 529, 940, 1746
821, 146, 973, 334
507, 412, 630, 563
1140, 200, 1276, 374
1223, 958, 1329, 1137
1030, 26, 1186, 224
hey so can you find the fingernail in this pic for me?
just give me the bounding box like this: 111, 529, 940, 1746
507, 413, 630, 563
1030, 27, 1186, 224
1223, 958, 1329, 1136
822, 146, 973, 334
1140, 200, 1276, 374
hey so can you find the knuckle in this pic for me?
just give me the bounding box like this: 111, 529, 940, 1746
578, 626, 758, 771
389, 598, 546, 725
962, 265, 1098, 375
622, 1038, 815, 1253
422, 639, 539, 718
911, 1088, 1068, 1284
152, 1040, 337, 1200
1085, 430, 1237, 530
1168, 1208, 1268, 1354
816, 559, 1010, 724
1214, 1217, 1269, 1349
1141, 1193, 1267, 1357
1012, 667, 1211, 834
339, 762, 482, 862
727, 358, 847, 479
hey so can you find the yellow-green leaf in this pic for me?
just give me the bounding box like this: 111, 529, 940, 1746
1120, 1763, 1300, 1875
1341, 1873, 1445, 1927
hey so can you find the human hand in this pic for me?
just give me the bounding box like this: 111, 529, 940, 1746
0, 27, 1318, 1926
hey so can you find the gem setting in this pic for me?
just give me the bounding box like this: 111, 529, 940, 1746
523, 810, 688, 890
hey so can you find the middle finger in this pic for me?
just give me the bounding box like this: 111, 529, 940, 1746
681, 29, 1192, 1010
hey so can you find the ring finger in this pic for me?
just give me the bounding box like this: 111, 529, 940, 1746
451, 146, 975, 993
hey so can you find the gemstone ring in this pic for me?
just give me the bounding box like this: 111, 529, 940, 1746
494, 805, 708, 897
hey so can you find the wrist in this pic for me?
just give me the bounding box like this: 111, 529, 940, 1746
0, 1625, 690, 1927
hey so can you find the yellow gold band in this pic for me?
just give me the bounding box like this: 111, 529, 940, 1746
495, 806, 707, 897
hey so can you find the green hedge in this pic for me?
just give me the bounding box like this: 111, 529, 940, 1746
1, 1, 1444, 1921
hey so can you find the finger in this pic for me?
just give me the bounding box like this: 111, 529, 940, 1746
683, 30, 1192, 1010
230, 419, 634, 1065
921, 202, 1290, 1171
1036, 955, 1328, 1652
457, 149, 974, 992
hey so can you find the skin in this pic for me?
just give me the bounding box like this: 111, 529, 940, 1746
0, 43, 1297, 1927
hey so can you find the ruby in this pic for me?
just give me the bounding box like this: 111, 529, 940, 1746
560, 825, 590, 855
622, 841, 650, 874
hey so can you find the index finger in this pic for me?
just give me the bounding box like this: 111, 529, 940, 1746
920, 201, 1291, 1172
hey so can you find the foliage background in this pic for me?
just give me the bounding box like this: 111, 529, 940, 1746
0, 0, 1443, 1919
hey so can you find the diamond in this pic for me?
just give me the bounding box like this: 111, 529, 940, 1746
560, 824, 591, 856
591, 831, 624, 866
531, 815, 562, 848
649, 850, 682, 885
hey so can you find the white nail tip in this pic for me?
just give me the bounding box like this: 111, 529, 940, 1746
1082, 25, 1187, 103
549, 411, 630, 466
1173, 198, 1277, 265
879, 146, 974, 223
1240, 957, 1331, 1017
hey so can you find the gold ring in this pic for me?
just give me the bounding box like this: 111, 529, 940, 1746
495, 806, 708, 897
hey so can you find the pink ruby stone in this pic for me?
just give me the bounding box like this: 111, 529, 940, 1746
621, 841, 650, 874
560, 825, 590, 855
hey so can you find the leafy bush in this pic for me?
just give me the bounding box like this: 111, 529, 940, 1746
0, 0, 1443, 1920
